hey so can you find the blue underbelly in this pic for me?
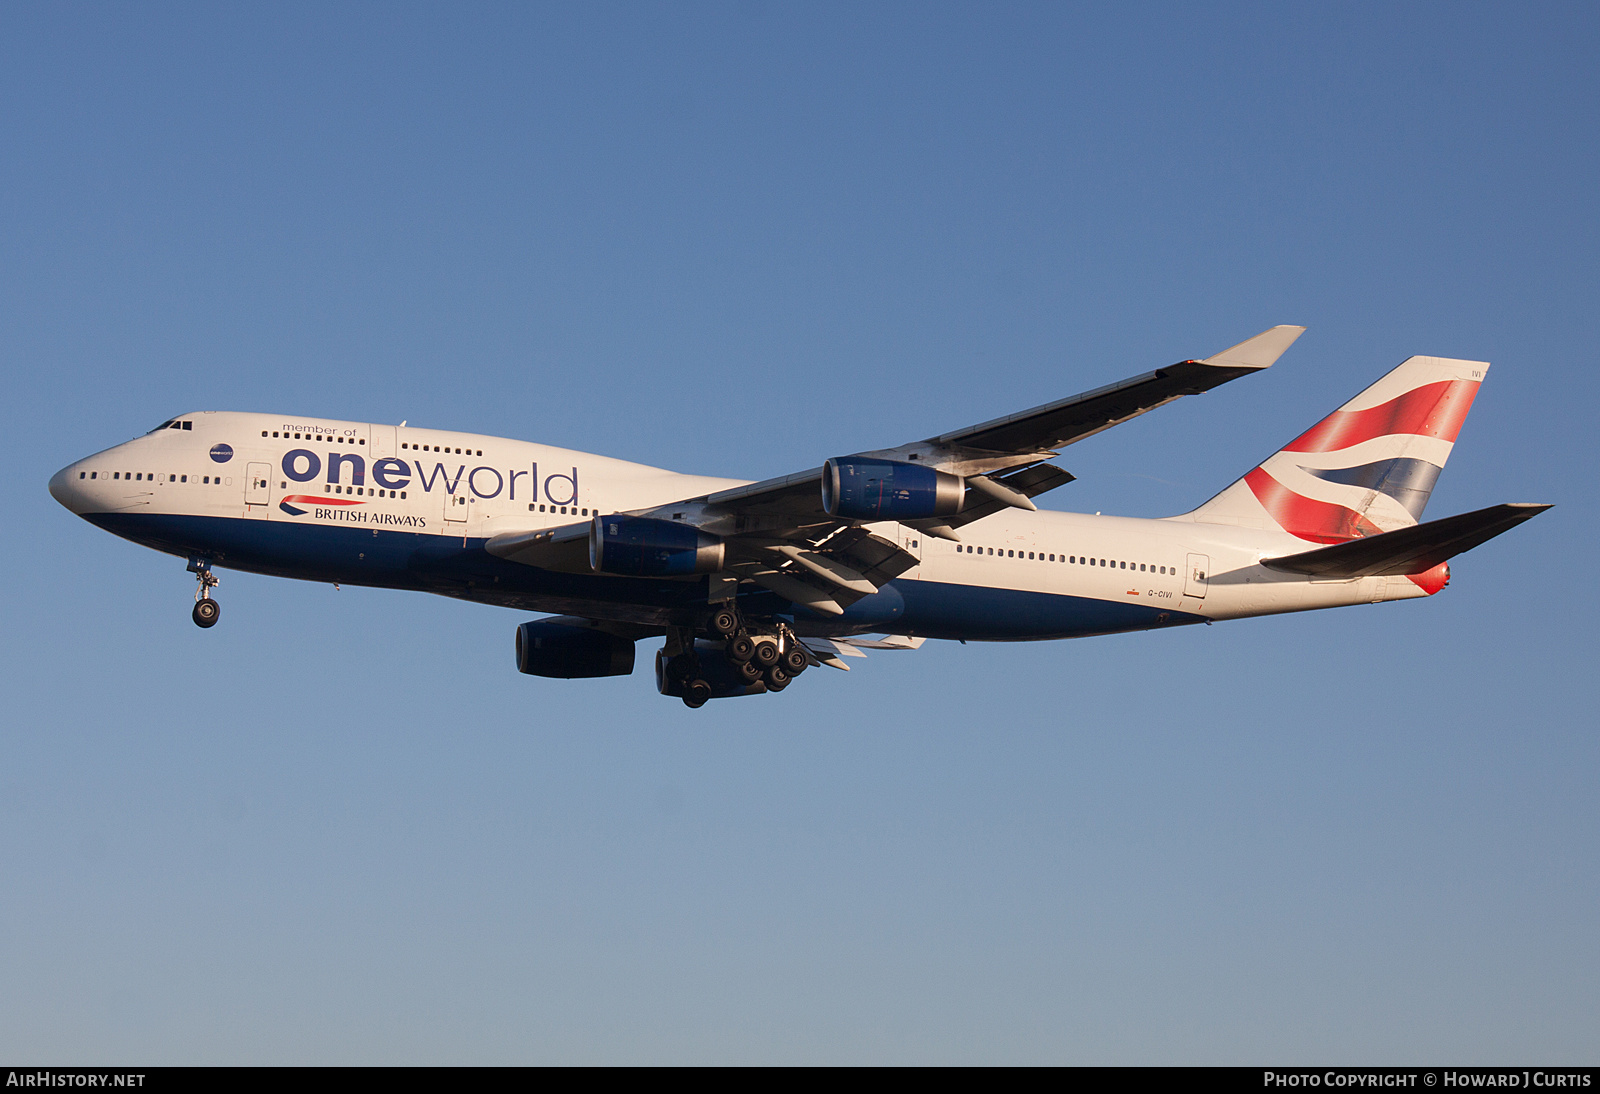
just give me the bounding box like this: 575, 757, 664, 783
84, 513, 1204, 639
884, 579, 1202, 640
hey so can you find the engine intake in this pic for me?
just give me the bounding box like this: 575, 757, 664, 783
590, 515, 725, 576
515, 620, 636, 678
822, 458, 965, 520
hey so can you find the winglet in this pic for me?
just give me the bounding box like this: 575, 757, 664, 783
1202, 325, 1307, 371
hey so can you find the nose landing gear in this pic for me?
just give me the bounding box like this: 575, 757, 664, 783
188, 557, 220, 628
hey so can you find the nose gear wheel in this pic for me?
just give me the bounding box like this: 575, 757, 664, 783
187, 557, 220, 629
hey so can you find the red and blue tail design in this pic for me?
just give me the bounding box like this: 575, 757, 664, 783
1181, 356, 1486, 544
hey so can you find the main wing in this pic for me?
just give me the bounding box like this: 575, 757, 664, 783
664, 326, 1304, 611
491, 326, 1305, 616
679, 324, 1302, 533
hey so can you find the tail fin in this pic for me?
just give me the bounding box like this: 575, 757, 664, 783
1180, 355, 1487, 542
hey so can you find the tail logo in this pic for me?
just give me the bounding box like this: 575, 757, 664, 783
1283, 379, 1478, 454
1243, 467, 1383, 544
1250, 377, 1480, 542
1187, 357, 1487, 547
1299, 457, 1443, 521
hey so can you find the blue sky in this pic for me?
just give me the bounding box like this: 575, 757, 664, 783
2, 2, 1596, 1063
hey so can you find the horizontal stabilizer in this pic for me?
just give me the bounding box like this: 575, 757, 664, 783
1262, 503, 1550, 578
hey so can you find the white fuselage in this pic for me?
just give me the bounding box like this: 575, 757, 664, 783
49, 411, 1434, 640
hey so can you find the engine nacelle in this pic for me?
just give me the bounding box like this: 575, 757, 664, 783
822, 457, 965, 520
515, 620, 636, 678
589, 515, 725, 576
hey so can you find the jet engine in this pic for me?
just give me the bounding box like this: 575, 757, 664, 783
515, 620, 636, 678
821, 457, 965, 520
589, 515, 725, 576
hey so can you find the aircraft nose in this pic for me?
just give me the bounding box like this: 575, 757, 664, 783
49, 463, 88, 513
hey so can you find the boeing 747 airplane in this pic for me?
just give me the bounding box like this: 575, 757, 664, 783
49, 327, 1547, 707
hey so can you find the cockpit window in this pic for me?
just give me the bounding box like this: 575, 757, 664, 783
148, 420, 175, 433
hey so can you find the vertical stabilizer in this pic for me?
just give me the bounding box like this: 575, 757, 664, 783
1178, 356, 1487, 542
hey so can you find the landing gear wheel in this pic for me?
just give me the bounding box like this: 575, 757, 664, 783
734, 658, 763, 684
782, 647, 809, 675
727, 634, 756, 663
752, 640, 780, 668
187, 557, 220, 628
683, 679, 712, 708
764, 665, 791, 692
709, 608, 740, 638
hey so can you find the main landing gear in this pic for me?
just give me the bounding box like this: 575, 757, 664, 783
660, 608, 811, 708
188, 557, 220, 629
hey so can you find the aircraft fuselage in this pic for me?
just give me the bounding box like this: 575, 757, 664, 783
49, 411, 1429, 642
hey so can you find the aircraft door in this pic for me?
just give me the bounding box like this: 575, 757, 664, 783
444, 490, 470, 535
1184, 553, 1210, 598
370, 425, 396, 460
902, 528, 923, 578
245, 461, 271, 513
